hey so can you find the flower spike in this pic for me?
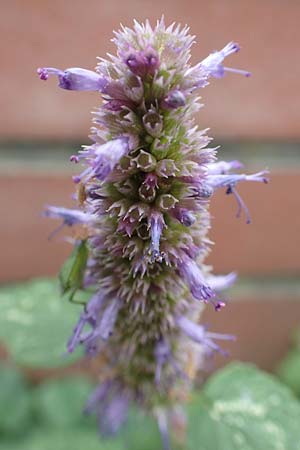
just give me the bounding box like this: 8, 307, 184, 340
40, 18, 267, 437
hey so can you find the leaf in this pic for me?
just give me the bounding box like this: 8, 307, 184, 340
187, 362, 300, 450
59, 240, 89, 302
0, 429, 124, 450
119, 407, 162, 450
0, 278, 83, 367
0, 363, 32, 435
277, 349, 300, 397
33, 377, 95, 428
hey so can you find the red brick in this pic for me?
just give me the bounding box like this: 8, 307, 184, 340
2, 0, 300, 140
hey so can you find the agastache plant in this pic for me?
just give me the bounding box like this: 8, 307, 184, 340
38, 18, 268, 447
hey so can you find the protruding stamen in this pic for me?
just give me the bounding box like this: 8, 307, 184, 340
176, 316, 234, 356
199, 41, 249, 79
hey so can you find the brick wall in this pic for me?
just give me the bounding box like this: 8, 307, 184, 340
2, 0, 300, 140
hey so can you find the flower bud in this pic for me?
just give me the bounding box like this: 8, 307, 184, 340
161, 90, 186, 109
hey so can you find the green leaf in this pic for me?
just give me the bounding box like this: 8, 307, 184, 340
33, 377, 95, 428
0, 278, 83, 367
0, 429, 124, 450
119, 407, 161, 450
0, 363, 32, 435
59, 239, 89, 302
187, 362, 300, 450
277, 349, 300, 397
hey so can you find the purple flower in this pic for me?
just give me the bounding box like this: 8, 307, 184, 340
37, 67, 109, 91
207, 170, 269, 223
67, 289, 106, 353
176, 316, 235, 356
154, 338, 183, 385
178, 254, 214, 301
161, 90, 186, 109
200, 42, 251, 79
148, 211, 165, 263
207, 171, 269, 189
156, 409, 171, 450
173, 208, 196, 227
206, 160, 244, 175
84, 381, 130, 436
206, 272, 237, 291
124, 46, 159, 77
44, 205, 93, 239
72, 138, 129, 184
85, 297, 121, 342
44, 205, 92, 225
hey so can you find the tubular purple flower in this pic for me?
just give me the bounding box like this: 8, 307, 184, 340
154, 339, 183, 385
85, 381, 130, 436
44, 205, 92, 226
37, 67, 109, 91
206, 160, 244, 175
178, 254, 215, 303
72, 137, 130, 184
88, 297, 121, 341
156, 409, 171, 450
206, 272, 237, 291
100, 389, 130, 436
154, 339, 171, 385
84, 380, 112, 414
148, 211, 165, 262
176, 316, 235, 356
207, 170, 269, 224
200, 41, 251, 79
207, 170, 269, 189
67, 289, 106, 353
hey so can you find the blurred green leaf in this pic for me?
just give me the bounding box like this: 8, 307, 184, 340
277, 349, 300, 397
119, 407, 161, 450
0, 429, 124, 450
59, 240, 88, 303
33, 376, 95, 428
0, 363, 32, 435
0, 279, 83, 367
187, 362, 300, 450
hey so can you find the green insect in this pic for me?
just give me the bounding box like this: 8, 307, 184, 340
59, 239, 89, 304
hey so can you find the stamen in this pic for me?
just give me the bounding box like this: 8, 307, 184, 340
226, 185, 252, 224
224, 67, 251, 77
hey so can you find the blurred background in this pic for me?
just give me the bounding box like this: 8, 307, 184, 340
1, 0, 300, 448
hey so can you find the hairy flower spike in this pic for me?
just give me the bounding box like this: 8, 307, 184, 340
39, 17, 267, 442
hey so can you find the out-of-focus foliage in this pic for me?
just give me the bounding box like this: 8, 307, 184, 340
187, 363, 300, 450
32, 377, 95, 428
277, 329, 300, 398
0, 363, 32, 436
0, 429, 124, 450
1, 280, 300, 449
277, 350, 300, 397
0, 279, 83, 367
1, 362, 300, 450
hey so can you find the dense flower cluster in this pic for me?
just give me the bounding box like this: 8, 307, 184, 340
39, 18, 267, 442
